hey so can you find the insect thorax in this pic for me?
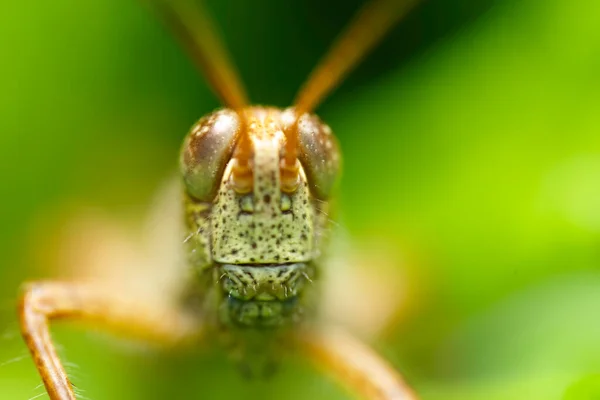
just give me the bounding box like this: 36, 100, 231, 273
181, 107, 338, 336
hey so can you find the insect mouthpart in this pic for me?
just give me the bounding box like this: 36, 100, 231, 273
218, 263, 315, 328
219, 263, 313, 301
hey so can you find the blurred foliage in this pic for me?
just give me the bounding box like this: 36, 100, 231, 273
1, 0, 600, 399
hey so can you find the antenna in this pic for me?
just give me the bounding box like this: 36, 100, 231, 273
295, 0, 420, 114
147, 0, 254, 191
147, 0, 249, 110
283, 0, 420, 172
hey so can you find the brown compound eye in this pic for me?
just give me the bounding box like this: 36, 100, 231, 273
297, 114, 341, 200
180, 109, 241, 201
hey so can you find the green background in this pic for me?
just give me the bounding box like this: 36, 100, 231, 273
2, 0, 600, 399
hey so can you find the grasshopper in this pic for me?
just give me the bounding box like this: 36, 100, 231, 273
18, 0, 419, 398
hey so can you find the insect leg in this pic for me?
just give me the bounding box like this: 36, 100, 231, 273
299, 327, 418, 400
19, 280, 201, 400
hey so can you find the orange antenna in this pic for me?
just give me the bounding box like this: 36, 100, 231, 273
283, 0, 420, 181
295, 0, 420, 114
147, 0, 249, 110
147, 0, 253, 191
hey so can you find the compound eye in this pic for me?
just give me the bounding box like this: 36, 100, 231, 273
297, 114, 341, 200
180, 109, 240, 201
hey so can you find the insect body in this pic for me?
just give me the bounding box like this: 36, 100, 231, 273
18, 0, 420, 398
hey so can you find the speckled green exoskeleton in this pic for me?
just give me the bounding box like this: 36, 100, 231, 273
17, 0, 420, 399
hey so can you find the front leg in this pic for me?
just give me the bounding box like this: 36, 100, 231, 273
299, 327, 418, 400
19, 281, 200, 400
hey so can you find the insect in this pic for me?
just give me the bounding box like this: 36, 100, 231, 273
18, 0, 420, 398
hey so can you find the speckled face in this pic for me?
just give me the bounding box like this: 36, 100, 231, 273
212, 112, 314, 265
181, 107, 340, 328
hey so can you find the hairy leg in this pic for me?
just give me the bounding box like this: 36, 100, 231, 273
299, 327, 418, 400
19, 281, 200, 400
